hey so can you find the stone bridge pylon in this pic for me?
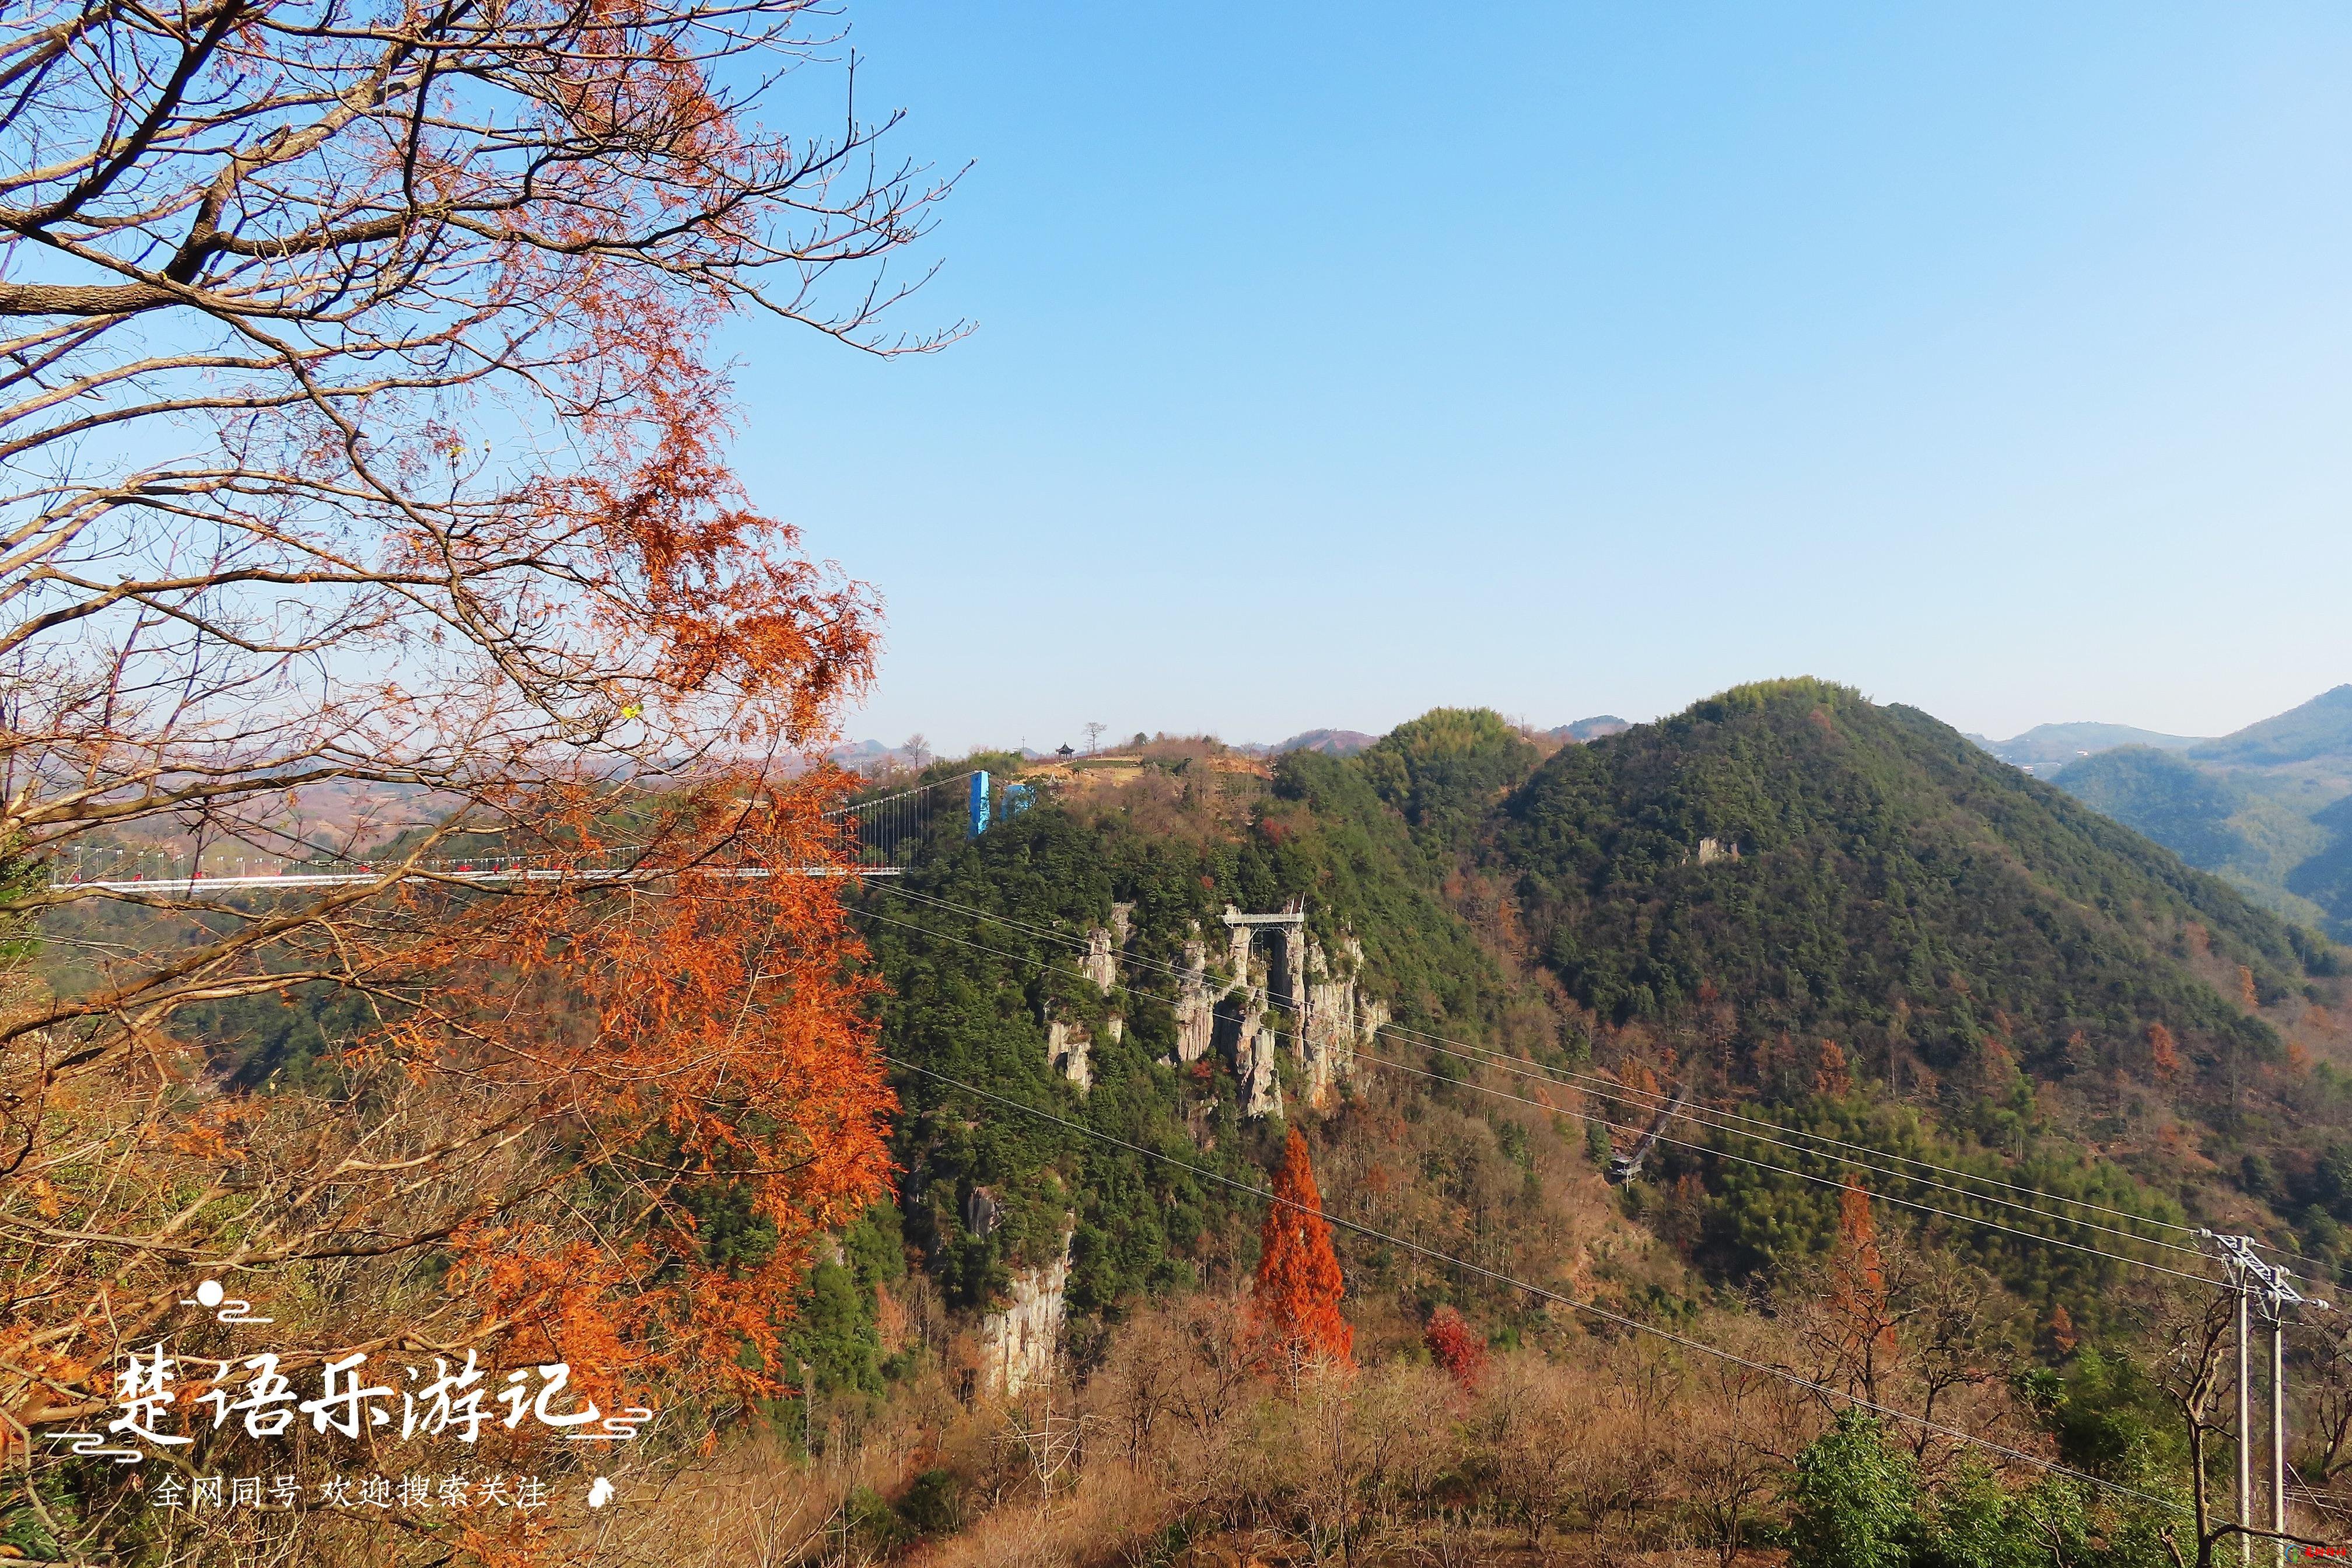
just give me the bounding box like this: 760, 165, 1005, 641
1170, 899, 1388, 1119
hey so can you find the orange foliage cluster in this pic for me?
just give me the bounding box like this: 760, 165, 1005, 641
544, 282, 880, 739
410, 785, 892, 1413
1812, 1038, 1852, 1097
2, 781, 893, 1444
1253, 1129, 1353, 1373
1828, 1176, 1896, 1368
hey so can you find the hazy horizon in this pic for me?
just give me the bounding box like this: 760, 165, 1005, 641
839, 678, 2346, 758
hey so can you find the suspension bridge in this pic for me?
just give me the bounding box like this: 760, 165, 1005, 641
43, 771, 1022, 898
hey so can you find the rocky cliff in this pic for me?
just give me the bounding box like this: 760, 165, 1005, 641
977, 1235, 1070, 1396
1063, 901, 1389, 1120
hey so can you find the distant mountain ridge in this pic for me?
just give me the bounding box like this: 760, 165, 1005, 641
2190, 683, 2352, 769
1254, 719, 1633, 757
2033, 685, 2352, 939
1262, 728, 1379, 757
1549, 715, 1631, 743
1969, 722, 2204, 775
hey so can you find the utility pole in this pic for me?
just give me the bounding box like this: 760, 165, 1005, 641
2271, 1310, 2286, 1568
2239, 1282, 2253, 1566
2202, 1230, 2332, 1567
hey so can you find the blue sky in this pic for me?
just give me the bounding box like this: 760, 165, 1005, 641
720, 4, 2352, 754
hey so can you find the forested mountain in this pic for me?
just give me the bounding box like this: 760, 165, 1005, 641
2056, 685, 2352, 939
1494, 683, 2352, 1298
801, 682, 2352, 1562
1506, 682, 2317, 1094
133, 686, 2350, 1562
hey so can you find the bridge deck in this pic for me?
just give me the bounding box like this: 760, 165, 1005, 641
52, 865, 900, 896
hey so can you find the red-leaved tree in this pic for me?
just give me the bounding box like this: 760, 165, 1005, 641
1423, 1304, 1485, 1390
1254, 1127, 1352, 1379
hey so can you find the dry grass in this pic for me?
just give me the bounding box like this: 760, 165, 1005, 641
905, 1463, 1170, 1568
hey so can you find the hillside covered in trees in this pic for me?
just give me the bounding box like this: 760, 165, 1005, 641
2052, 684, 2352, 940
740, 680, 2352, 1566
46, 683, 2350, 1565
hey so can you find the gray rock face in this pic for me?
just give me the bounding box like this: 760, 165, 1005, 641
979, 1236, 1069, 1396
1302, 977, 1360, 1102
1173, 904, 1388, 1115
1042, 912, 1126, 1093
963, 1186, 1000, 1238
1054, 900, 1387, 1118
1294, 931, 1387, 1108
1081, 926, 1116, 992
1173, 939, 1217, 1063
1046, 1019, 1093, 1093
1215, 982, 1283, 1119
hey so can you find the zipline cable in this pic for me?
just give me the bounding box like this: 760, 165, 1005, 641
888, 1054, 2185, 1513
871, 883, 2224, 1250
852, 905, 2230, 1290
872, 872, 2346, 1279
864, 884, 2239, 1271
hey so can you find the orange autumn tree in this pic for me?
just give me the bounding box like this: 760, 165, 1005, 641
1822, 1174, 1899, 1402
0, 0, 947, 1553
416, 785, 895, 1409
1813, 1038, 1853, 1097
1254, 1128, 1353, 1377
2046, 1303, 2080, 1357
